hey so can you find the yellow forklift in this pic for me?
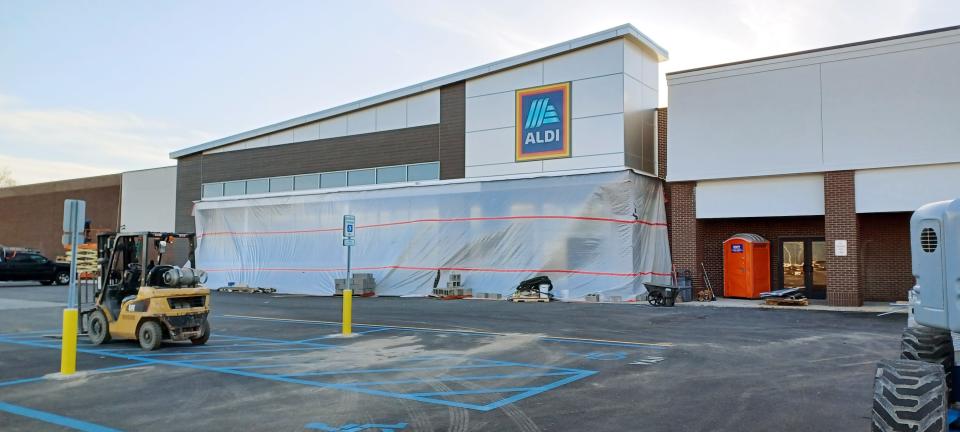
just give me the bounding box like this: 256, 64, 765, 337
84, 232, 211, 351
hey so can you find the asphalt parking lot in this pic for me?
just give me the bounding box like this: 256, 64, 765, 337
0, 283, 903, 431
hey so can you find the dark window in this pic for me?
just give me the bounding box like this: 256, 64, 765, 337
11, 254, 34, 263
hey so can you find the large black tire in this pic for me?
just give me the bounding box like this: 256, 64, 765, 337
901, 326, 954, 399
872, 359, 947, 432
191, 320, 210, 345
88, 310, 111, 345
138, 321, 163, 351
55, 272, 70, 285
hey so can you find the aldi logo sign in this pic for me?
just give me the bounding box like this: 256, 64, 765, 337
516, 82, 571, 161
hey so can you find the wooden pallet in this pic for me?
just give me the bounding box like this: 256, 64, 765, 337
510, 297, 550, 303
217, 287, 278, 294
764, 297, 809, 306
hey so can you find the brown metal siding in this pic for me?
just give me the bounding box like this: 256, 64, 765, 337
199, 124, 440, 183
175, 155, 202, 233
439, 83, 466, 179
0, 175, 121, 259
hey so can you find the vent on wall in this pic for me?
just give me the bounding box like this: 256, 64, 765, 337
920, 227, 938, 253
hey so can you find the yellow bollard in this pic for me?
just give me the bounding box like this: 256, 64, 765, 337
342, 289, 353, 336
60, 308, 78, 375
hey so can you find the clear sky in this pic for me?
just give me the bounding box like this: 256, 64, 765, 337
1, 0, 957, 185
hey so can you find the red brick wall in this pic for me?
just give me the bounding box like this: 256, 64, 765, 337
860, 212, 913, 301
0, 176, 121, 259
824, 171, 862, 306
668, 182, 699, 288
699, 216, 825, 296
656, 108, 667, 181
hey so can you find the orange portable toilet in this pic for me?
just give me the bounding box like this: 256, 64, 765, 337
723, 234, 771, 299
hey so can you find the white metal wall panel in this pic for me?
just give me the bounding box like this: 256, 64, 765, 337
571, 74, 624, 118
406, 90, 440, 127
120, 167, 177, 232
317, 116, 348, 139
624, 38, 659, 88
465, 161, 543, 178
375, 99, 407, 132
542, 153, 623, 172
267, 129, 294, 146
696, 174, 825, 218
821, 42, 960, 170
347, 109, 376, 135
465, 128, 515, 166
542, 40, 623, 83
465, 92, 515, 132
571, 114, 624, 156
292, 122, 320, 142
667, 65, 824, 181
668, 29, 960, 182
205, 91, 441, 155
855, 163, 960, 213
466, 63, 543, 98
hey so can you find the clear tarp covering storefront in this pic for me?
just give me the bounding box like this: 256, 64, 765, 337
193, 169, 672, 300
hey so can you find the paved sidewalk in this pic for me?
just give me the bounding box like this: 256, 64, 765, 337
676, 297, 908, 314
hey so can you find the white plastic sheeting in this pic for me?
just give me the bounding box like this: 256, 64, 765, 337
193, 169, 671, 299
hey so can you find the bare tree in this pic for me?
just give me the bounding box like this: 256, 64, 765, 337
0, 166, 16, 188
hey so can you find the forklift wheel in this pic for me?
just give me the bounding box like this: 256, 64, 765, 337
191, 321, 210, 345
88, 310, 111, 345
138, 321, 163, 351
872, 359, 947, 432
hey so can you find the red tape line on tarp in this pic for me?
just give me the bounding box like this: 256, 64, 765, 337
197, 215, 667, 238
202, 265, 671, 278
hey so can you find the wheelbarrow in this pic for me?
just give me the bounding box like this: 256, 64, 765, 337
642, 282, 682, 307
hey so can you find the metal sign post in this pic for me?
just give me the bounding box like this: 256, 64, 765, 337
342, 215, 356, 336
60, 199, 85, 375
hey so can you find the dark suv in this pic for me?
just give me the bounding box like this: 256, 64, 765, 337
0, 252, 71, 285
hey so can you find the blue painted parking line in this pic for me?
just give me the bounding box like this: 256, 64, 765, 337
344, 371, 575, 386
137, 346, 326, 357
283, 363, 519, 377
0, 376, 46, 388
408, 387, 538, 397
0, 402, 123, 432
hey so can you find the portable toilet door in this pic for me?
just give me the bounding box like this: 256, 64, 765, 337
723, 234, 771, 299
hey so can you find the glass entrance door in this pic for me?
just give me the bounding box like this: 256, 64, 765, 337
781, 238, 827, 299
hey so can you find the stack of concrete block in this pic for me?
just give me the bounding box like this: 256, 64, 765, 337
335, 274, 376, 296
585, 293, 601, 302
431, 273, 472, 297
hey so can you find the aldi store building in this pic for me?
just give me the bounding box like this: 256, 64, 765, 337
168, 25, 674, 299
